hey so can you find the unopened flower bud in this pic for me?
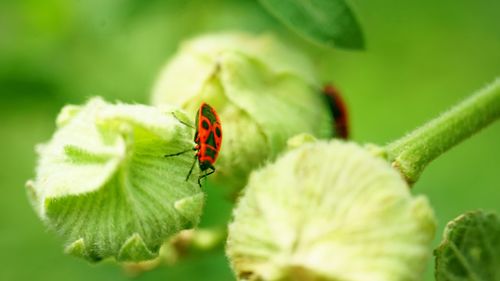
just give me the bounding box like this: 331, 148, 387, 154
27, 97, 204, 262
152, 32, 333, 190
226, 139, 436, 281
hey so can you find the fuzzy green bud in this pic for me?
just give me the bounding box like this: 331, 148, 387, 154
152, 32, 332, 190
27, 97, 204, 262
226, 139, 436, 281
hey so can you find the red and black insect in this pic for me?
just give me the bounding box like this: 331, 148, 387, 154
165, 102, 222, 185
322, 84, 349, 139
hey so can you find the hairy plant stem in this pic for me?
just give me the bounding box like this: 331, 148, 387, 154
386, 78, 500, 185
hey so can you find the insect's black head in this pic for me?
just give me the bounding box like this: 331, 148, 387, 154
199, 160, 213, 172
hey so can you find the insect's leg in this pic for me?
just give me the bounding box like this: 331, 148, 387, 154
205, 166, 216, 177
197, 166, 215, 186
171, 112, 194, 129
164, 147, 195, 158
185, 154, 198, 181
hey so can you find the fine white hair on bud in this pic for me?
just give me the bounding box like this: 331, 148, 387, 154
226, 139, 436, 281
27, 97, 205, 262
151, 32, 333, 191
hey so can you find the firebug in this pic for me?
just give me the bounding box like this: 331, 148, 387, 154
165, 103, 222, 185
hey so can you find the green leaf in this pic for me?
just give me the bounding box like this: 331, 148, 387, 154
258, 0, 364, 49
435, 211, 500, 281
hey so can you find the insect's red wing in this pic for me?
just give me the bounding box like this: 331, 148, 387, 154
212, 121, 222, 151
197, 109, 212, 144
211, 105, 222, 149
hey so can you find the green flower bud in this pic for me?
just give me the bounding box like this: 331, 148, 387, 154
27, 97, 204, 262
152, 32, 332, 190
226, 140, 436, 281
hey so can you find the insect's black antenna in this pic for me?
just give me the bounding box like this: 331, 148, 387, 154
171, 112, 194, 129
164, 148, 195, 158
185, 155, 198, 181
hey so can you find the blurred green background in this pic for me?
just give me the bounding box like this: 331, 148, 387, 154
1, 0, 499, 280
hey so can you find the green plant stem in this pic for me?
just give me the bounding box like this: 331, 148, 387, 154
386, 78, 500, 185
